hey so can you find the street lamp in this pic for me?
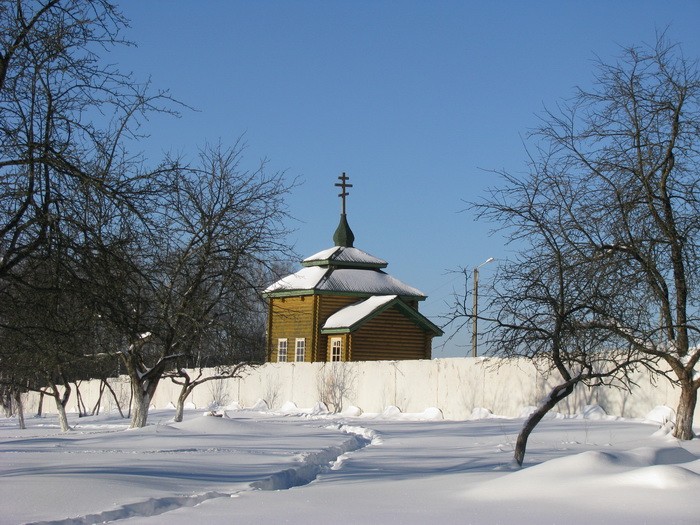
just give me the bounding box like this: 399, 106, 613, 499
471, 257, 495, 358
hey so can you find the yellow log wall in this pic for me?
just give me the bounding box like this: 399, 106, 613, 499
268, 296, 315, 362
351, 308, 431, 360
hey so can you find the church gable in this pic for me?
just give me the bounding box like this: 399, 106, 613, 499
321, 295, 397, 333
321, 295, 441, 336
348, 307, 434, 361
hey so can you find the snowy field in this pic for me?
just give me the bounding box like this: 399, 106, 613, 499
2, 405, 700, 525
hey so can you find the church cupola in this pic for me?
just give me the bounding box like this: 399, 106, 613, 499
332, 172, 355, 247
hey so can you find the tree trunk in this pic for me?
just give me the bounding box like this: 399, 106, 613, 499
129, 382, 151, 429
55, 399, 70, 432
50, 382, 71, 432
36, 391, 44, 417
75, 381, 88, 416
103, 379, 126, 418
129, 374, 161, 428
91, 380, 106, 415
172, 369, 193, 423
1, 387, 13, 417
673, 381, 697, 440
13, 389, 25, 430
514, 382, 575, 467
174, 387, 191, 423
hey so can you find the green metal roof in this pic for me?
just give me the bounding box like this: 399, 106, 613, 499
301, 246, 388, 269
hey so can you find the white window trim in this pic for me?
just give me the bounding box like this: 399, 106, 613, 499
330, 337, 342, 362
277, 338, 288, 362
295, 338, 306, 362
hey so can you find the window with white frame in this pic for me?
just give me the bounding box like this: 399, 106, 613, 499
330, 337, 342, 362
277, 338, 288, 362
295, 338, 306, 362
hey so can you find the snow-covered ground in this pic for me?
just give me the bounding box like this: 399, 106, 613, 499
2, 404, 699, 524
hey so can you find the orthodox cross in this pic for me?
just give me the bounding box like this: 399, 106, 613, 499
335, 172, 353, 215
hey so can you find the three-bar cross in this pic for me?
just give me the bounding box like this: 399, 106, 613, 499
335, 172, 353, 215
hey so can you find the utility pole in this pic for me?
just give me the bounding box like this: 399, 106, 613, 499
471, 257, 494, 358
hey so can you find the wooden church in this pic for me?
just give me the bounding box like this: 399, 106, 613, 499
264, 173, 442, 362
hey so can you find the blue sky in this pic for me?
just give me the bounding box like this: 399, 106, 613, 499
111, 1, 700, 357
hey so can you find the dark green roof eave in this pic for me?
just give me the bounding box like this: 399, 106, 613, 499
300, 260, 388, 269
319, 327, 352, 335
264, 289, 426, 301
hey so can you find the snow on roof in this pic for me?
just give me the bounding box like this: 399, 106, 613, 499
302, 246, 388, 268
322, 295, 397, 329
321, 294, 442, 335
264, 266, 425, 298
263, 266, 327, 294
303, 246, 342, 262
321, 268, 424, 297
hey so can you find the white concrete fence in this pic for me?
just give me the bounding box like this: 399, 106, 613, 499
19, 357, 700, 421
18, 357, 696, 421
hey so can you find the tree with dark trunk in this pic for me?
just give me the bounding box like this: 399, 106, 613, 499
89, 142, 294, 428
454, 34, 700, 455
12, 387, 25, 430
465, 169, 641, 466
526, 35, 700, 440
0, 0, 177, 422
166, 282, 268, 422
0, 252, 97, 431
168, 365, 244, 423
0, 3, 295, 432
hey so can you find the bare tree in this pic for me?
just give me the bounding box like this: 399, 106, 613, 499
0, 381, 14, 417
317, 362, 356, 413
0, 0, 175, 279
452, 34, 700, 449
525, 35, 700, 440
166, 288, 268, 422
0, 379, 25, 428
439, 266, 474, 353
0, 0, 179, 419
0, 3, 296, 432
471, 170, 642, 466
91, 142, 294, 428
0, 249, 101, 431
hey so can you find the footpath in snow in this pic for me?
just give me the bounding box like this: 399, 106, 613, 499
1, 409, 373, 524
1, 405, 700, 524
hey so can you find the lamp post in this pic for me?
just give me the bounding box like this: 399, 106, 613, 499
471, 257, 495, 358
